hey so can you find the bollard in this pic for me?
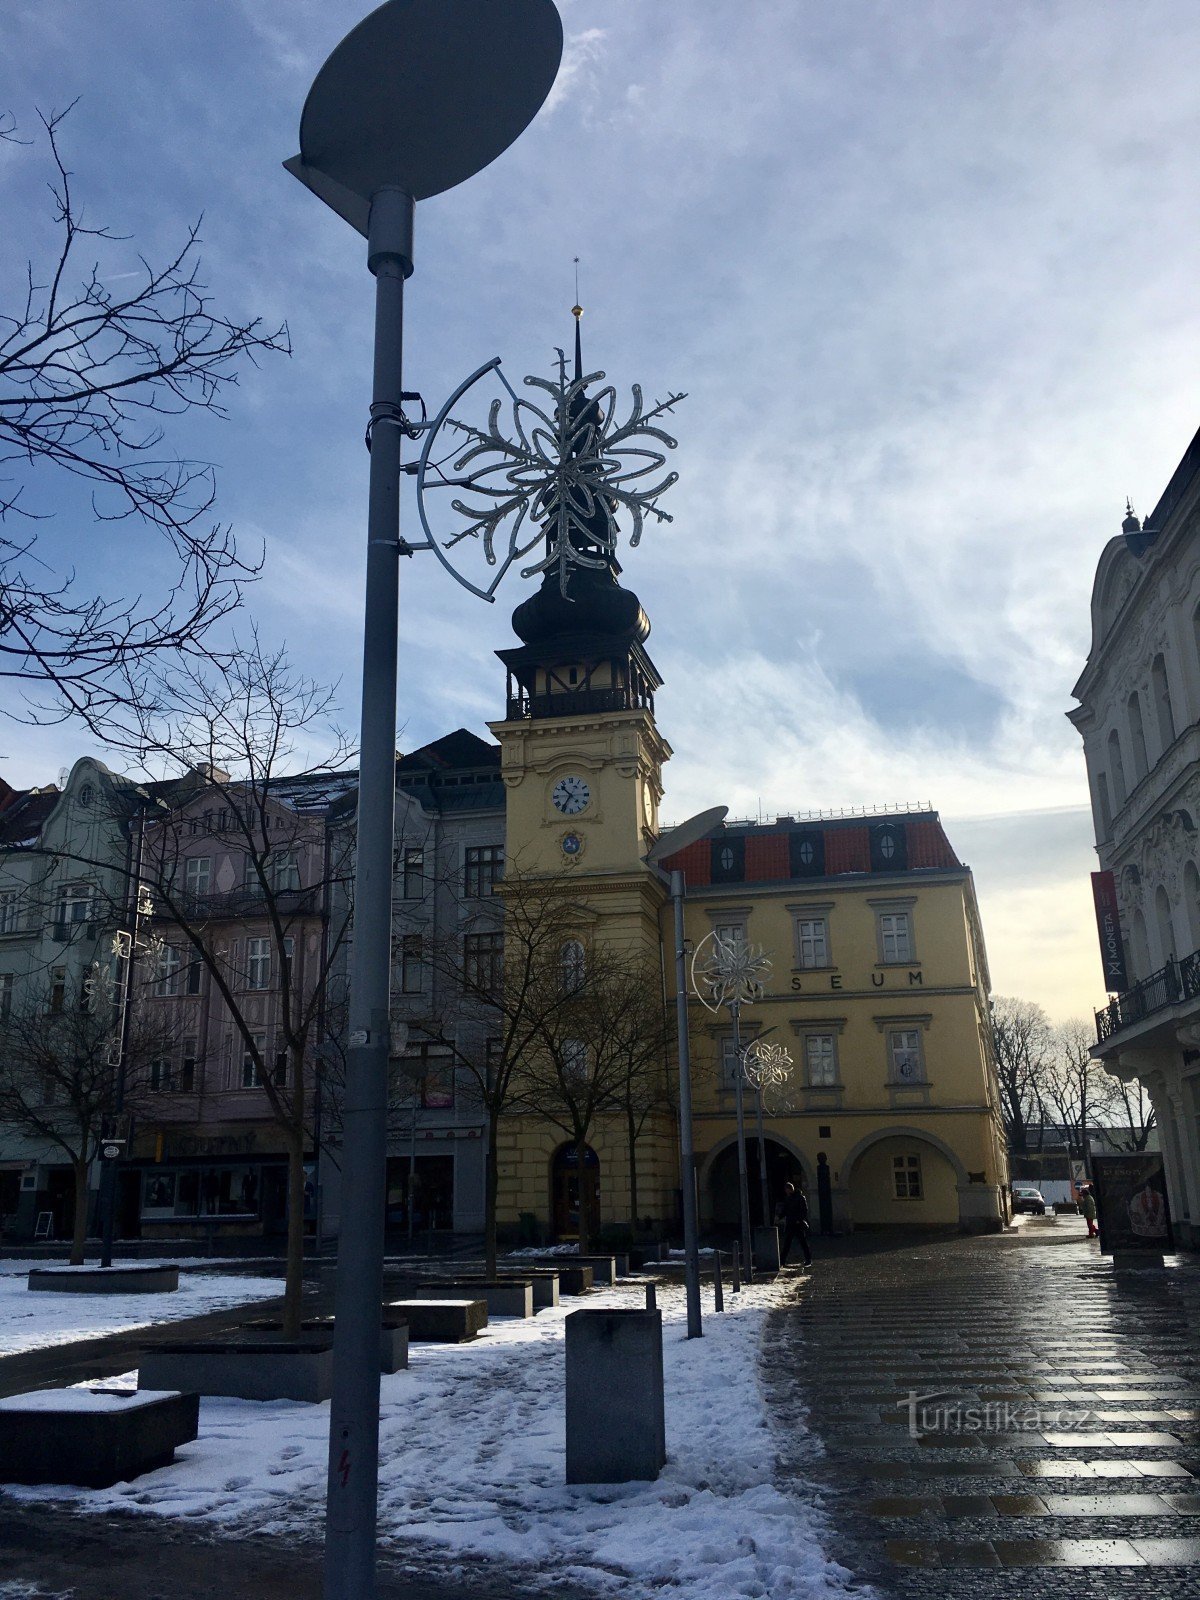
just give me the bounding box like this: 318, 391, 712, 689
731, 1250, 741, 1293
644, 1282, 657, 1312
713, 1254, 724, 1313
565, 1309, 666, 1483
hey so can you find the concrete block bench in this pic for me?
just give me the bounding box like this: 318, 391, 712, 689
0, 1387, 198, 1488
523, 1253, 614, 1286
417, 1279, 533, 1319
385, 1298, 487, 1342
496, 1267, 560, 1309
242, 1318, 409, 1373
28, 1264, 180, 1294
139, 1339, 333, 1402
509, 1259, 594, 1295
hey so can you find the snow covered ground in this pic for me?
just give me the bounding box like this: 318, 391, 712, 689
3, 1275, 855, 1600
0, 1262, 285, 1356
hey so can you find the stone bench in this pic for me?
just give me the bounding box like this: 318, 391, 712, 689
416, 1279, 533, 1319
28, 1264, 180, 1294
385, 1298, 487, 1342
524, 1253, 616, 1285
139, 1339, 334, 1402
0, 1387, 199, 1488
242, 1318, 409, 1373
495, 1266, 560, 1309
508, 1259, 594, 1295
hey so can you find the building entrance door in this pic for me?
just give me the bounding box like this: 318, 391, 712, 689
551, 1143, 599, 1241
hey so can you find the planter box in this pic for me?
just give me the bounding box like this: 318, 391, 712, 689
566, 1309, 665, 1483
385, 1298, 487, 1342
28, 1265, 180, 1295
526, 1253, 616, 1285
417, 1279, 533, 1319
0, 1387, 198, 1488
514, 1259, 594, 1295
242, 1318, 409, 1373
139, 1339, 333, 1402
496, 1267, 560, 1309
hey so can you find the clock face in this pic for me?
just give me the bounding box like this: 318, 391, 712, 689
643, 786, 654, 826
552, 775, 591, 816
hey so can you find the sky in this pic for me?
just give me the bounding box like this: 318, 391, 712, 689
2, 0, 1199, 1023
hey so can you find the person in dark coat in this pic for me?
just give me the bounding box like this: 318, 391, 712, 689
775, 1180, 812, 1267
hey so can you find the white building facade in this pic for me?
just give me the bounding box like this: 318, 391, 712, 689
1070, 423, 1200, 1248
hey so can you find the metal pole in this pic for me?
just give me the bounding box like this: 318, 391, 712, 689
754, 1080, 771, 1232
730, 1001, 753, 1282
323, 184, 413, 1600
670, 870, 702, 1338
100, 809, 146, 1269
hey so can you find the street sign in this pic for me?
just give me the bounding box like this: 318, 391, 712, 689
100, 1142, 124, 1161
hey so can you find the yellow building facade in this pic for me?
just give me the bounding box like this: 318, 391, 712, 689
485, 553, 1008, 1238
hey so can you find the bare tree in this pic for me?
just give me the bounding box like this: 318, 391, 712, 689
1105, 1073, 1157, 1153
418, 868, 583, 1274
0, 106, 289, 728
99, 642, 351, 1333
0, 969, 176, 1263
577, 959, 672, 1235
1043, 1017, 1110, 1156
991, 995, 1052, 1155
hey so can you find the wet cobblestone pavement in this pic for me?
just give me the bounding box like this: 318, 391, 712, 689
763, 1221, 1200, 1596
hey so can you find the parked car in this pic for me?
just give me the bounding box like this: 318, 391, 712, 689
1011, 1185, 1047, 1216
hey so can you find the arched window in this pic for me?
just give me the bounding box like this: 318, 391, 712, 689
1155, 884, 1176, 966
1127, 692, 1148, 783
1132, 907, 1151, 978
563, 1039, 589, 1080
1184, 862, 1200, 955
560, 939, 585, 995
1152, 653, 1176, 752
1107, 729, 1126, 808
1095, 771, 1113, 840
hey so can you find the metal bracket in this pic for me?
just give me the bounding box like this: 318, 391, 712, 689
364, 392, 428, 451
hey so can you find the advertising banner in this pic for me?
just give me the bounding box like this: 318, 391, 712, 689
1091, 871, 1130, 992
1091, 1152, 1173, 1254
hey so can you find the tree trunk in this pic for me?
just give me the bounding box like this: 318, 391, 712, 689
626, 1105, 639, 1234
70, 1157, 89, 1265
282, 1129, 306, 1339
575, 1135, 591, 1255
485, 1111, 500, 1278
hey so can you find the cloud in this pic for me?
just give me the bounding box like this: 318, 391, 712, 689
542, 27, 608, 115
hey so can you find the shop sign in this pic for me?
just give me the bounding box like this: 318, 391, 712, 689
1091, 1153, 1172, 1254
1091, 870, 1129, 992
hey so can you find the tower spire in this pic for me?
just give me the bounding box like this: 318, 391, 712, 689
572, 256, 583, 383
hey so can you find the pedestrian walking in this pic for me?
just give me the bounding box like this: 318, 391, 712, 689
774, 1180, 812, 1267
1079, 1183, 1099, 1239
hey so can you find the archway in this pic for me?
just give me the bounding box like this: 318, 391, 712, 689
551, 1143, 599, 1241
844, 1129, 964, 1229
706, 1136, 806, 1231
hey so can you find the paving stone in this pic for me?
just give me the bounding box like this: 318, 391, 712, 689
989, 1538, 1147, 1566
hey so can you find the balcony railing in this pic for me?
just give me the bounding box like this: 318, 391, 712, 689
1095, 947, 1200, 1042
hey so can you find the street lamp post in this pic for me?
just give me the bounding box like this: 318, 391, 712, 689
690, 926, 773, 1283
284, 6, 561, 1596
742, 1039, 794, 1243
645, 808, 726, 1341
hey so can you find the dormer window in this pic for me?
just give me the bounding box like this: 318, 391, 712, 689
799, 839, 815, 866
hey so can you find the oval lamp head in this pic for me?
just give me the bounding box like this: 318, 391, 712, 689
285, 0, 563, 233
646, 805, 729, 867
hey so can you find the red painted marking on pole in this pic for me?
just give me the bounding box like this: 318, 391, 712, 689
338, 1448, 350, 1488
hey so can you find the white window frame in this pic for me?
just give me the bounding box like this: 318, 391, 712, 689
804, 1033, 838, 1087
55, 883, 92, 927
185, 857, 211, 897
893, 1153, 923, 1200
878, 910, 913, 964
246, 937, 271, 992
796, 917, 829, 969
154, 945, 182, 998
888, 1028, 926, 1084
241, 1033, 266, 1089
402, 847, 424, 899
0, 971, 12, 1019
272, 850, 301, 893
399, 933, 423, 995
0, 890, 20, 934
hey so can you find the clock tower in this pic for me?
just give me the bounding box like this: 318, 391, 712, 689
487, 314, 671, 946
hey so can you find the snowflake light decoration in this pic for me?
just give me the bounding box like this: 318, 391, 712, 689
689, 929, 772, 1013
413, 347, 685, 602
742, 1040, 793, 1091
